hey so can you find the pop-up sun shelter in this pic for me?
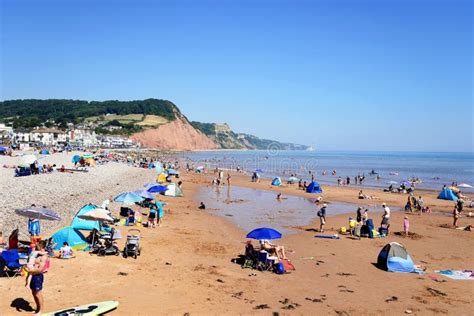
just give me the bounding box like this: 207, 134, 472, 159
271, 177, 282, 186
50, 226, 87, 250
437, 188, 458, 201
164, 183, 184, 197
306, 181, 322, 193
377, 242, 415, 273
71, 204, 100, 231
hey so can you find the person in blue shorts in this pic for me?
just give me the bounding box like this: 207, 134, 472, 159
27, 240, 48, 315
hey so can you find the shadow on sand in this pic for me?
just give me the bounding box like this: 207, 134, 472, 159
11, 298, 34, 312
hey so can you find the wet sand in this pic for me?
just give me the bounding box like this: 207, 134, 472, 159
0, 163, 473, 315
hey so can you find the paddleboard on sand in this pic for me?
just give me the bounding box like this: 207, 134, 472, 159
43, 301, 119, 316
315, 235, 340, 239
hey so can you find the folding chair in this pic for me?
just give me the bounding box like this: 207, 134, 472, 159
1, 249, 24, 278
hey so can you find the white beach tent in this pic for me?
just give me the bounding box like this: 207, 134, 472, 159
164, 183, 184, 197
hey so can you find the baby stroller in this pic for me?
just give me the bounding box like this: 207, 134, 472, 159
123, 229, 141, 259
95, 231, 120, 256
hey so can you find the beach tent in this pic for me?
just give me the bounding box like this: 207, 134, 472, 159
50, 226, 87, 250
437, 188, 458, 201
271, 177, 282, 186
164, 183, 184, 197
157, 173, 167, 183
306, 181, 322, 193
155, 162, 164, 174
377, 242, 415, 273
40, 149, 50, 155
71, 204, 100, 231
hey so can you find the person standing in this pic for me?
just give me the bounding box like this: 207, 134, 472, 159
381, 203, 391, 227
403, 216, 410, 236
227, 173, 231, 186
356, 207, 362, 223
317, 203, 327, 232
346, 176, 350, 185
27, 240, 48, 315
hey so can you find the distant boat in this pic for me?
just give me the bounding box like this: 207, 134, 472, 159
306, 146, 315, 151
389, 172, 399, 176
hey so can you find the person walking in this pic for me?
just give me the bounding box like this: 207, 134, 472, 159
317, 203, 327, 232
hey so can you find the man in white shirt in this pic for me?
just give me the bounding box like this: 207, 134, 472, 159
381, 203, 391, 226
101, 196, 112, 211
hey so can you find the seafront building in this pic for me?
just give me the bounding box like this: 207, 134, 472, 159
0, 123, 138, 149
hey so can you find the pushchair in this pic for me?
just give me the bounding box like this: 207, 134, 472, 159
123, 229, 141, 259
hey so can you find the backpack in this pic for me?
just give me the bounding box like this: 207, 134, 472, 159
274, 262, 285, 274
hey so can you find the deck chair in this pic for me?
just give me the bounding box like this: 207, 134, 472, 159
1, 249, 24, 278
256, 250, 273, 272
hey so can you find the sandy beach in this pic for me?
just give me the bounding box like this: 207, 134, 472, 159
0, 153, 473, 315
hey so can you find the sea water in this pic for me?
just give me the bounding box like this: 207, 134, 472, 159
185, 150, 474, 192
196, 185, 376, 234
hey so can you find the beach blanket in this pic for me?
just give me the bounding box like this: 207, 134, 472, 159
435, 270, 474, 280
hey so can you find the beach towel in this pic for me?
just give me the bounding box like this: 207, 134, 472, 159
435, 270, 474, 280
281, 259, 295, 271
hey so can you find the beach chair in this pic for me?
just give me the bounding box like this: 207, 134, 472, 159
1, 249, 24, 278
256, 250, 273, 272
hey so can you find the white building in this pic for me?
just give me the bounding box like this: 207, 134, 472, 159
30, 128, 68, 146
69, 128, 98, 147
0, 123, 13, 144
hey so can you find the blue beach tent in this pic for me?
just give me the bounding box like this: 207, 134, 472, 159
306, 181, 322, 193
71, 204, 100, 231
437, 188, 458, 201
40, 149, 50, 155
377, 242, 415, 273
50, 227, 87, 250
271, 177, 282, 186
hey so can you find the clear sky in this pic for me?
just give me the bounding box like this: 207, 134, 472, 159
1, 0, 472, 152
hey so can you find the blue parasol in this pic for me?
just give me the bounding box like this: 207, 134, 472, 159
114, 192, 144, 204
246, 227, 282, 240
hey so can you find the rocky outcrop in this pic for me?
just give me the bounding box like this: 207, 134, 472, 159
131, 117, 218, 151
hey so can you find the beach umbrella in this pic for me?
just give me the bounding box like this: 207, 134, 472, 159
458, 183, 472, 188
19, 154, 37, 166
255, 168, 264, 173
0, 147, 7, 152
155, 163, 164, 174
196, 166, 204, 170
78, 209, 113, 222
114, 192, 144, 204
15, 207, 61, 221
134, 189, 154, 200
387, 181, 398, 184
246, 227, 282, 240
147, 184, 168, 193
400, 181, 411, 187
72, 155, 81, 163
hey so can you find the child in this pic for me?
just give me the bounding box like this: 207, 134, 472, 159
23, 247, 48, 287
403, 216, 410, 236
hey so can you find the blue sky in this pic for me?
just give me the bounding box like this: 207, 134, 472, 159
1, 0, 472, 151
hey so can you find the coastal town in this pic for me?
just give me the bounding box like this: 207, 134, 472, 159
0, 122, 138, 151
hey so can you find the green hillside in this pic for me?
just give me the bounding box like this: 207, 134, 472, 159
0, 98, 179, 128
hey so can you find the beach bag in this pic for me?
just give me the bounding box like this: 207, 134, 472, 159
241, 259, 254, 269
274, 262, 285, 274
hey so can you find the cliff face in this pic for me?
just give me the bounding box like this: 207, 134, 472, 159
131, 117, 218, 151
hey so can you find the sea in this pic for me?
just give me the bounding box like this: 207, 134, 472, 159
183, 150, 474, 192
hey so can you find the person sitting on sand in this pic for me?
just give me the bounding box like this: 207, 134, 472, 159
260, 239, 288, 261
198, 202, 206, 210
59, 242, 73, 259
276, 193, 282, 201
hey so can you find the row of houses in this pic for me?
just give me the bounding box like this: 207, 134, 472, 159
0, 124, 138, 149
